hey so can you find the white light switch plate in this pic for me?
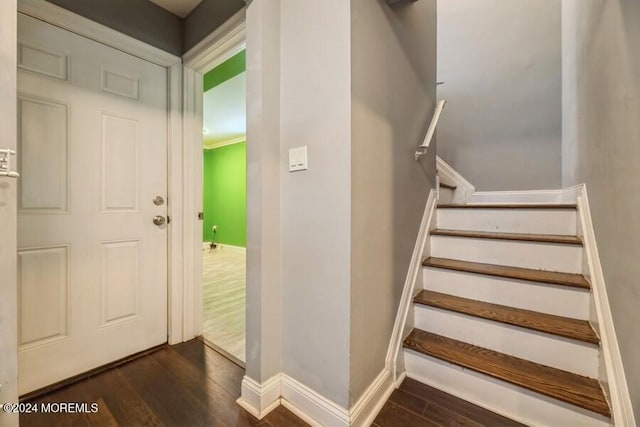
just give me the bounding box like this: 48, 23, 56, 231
289, 146, 308, 172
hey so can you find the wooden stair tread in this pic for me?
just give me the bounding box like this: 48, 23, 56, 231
403, 329, 610, 417
437, 203, 577, 209
423, 257, 591, 290
414, 290, 599, 344
439, 182, 457, 190
430, 229, 583, 245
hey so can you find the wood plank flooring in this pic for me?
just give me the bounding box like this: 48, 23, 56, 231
19, 338, 565, 426
20, 339, 308, 427
374, 377, 526, 427
202, 246, 246, 364
403, 329, 610, 417
414, 290, 599, 344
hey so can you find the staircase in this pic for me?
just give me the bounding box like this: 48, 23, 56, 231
402, 203, 612, 426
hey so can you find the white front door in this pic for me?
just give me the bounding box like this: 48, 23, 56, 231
17, 14, 168, 394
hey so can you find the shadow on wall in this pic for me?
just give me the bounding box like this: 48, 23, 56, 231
349, 0, 437, 403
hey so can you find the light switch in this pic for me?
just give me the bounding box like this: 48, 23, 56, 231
289, 146, 308, 172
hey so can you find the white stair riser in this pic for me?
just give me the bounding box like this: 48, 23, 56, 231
437, 209, 577, 235
404, 351, 610, 427
438, 188, 454, 204
431, 236, 583, 273
422, 268, 590, 319
414, 305, 599, 378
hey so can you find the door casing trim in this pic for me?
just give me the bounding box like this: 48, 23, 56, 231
181, 8, 247, 341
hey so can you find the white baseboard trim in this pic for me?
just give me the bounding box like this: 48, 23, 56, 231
577, 185, 637, 427
385, 190, 437, 383
436, 156, 475, 204
395, 371, 407, 388
281, 375, 349, 427
236, 374, 282, 419
349, 368, 395, 427
237, 369, 395, 427
469, 184, 582, 204
202, 242, 246, 252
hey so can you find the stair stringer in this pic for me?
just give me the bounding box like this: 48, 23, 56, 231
385, 189, 437, 384
578, 185, 637, 427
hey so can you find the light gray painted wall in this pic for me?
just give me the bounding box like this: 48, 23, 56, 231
0, 2, 18, 426
350, 0, 436, 404
245, 0, 282, 384
279, 0, 353, 407
562, 0, 640, 421
437, 0, 562, 190
184, 0, 245, 52
45, 0, 183, 55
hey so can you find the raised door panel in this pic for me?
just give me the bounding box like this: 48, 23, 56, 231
100, 67, 140, 101
17, 96, 68, 212
18, 246, 69, 349
101, 113, 139, 212
101, 240, 140, 326
17, 41, 69, 81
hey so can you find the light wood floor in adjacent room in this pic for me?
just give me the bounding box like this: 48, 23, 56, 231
202, 246, 246, 364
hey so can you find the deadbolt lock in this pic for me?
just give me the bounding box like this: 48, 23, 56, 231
153, 196, 165, 206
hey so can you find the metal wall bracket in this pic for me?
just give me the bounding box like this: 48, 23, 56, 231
0, 149, 19, 178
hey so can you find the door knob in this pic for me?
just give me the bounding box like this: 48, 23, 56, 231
153, 215, 166, 226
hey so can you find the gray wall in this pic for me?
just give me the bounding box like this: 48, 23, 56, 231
562, 0, 640, 421
350, 0, 436, 404
184, 0, 245, 52
245, 0, 437, 409
437, 0, 562, 190
245, 0, 282, 385
45, 0, 248, 55
45, 0, 183, 56
279, 0, 353, 407
0, 1, 18, 426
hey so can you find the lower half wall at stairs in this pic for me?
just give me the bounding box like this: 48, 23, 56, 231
203, 142, 246, 247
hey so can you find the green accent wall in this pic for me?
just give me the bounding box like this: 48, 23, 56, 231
203, 142, 246, 247
203, 50, 246, 92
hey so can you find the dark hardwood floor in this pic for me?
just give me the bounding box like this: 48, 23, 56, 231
373, 377, 526, 427
20, 339, 308, 427
20, 339, 529, 426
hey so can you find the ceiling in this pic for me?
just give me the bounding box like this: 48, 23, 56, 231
203, 72, 246, 149
148, 0, 203, 18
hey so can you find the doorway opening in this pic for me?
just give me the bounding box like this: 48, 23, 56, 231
200, 50, 247, 366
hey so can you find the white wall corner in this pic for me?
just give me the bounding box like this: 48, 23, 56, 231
577, 185, 637, 427
436, 156, 475, 204
236, 374, 282, 420
385, 189, 437, 384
